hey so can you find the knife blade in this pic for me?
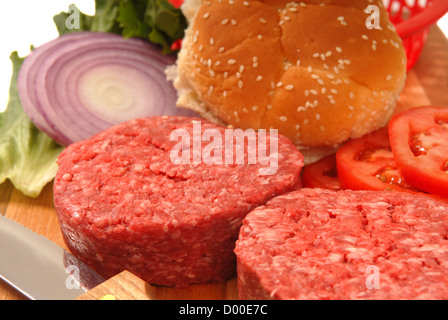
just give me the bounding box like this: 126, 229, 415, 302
0, 214, 153, 300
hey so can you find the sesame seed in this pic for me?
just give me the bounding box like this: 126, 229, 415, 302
285, 84, 294, 90
279, 116, 288, 122
228, 59, 236, 65
362, 34, 369, 40
243, 1, 249, 6
256, 75, 263, 81
219, 47, 225, 53
267, 104, 272, 109
276, 82, 283, 87
239, 65, 245, 73
336, 47, 342, 53
386, 75, 392, 81
221, 19, 229, 25
210, 37, 215, 45
231, 19, 237, 25
257, 35, 263, 40
259, 18, 267, 24
252, 106, 258, 111
316, 113, 321, 120
203, 12, 210, 19
242, 107, 248, 113
238, 80, 243, 88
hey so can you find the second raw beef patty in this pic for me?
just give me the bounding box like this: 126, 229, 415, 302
235, 188, 448, 299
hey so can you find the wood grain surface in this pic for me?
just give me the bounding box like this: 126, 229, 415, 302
1, 25, 447, 300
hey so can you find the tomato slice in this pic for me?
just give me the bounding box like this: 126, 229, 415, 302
336, 127, 421, 193
302, 154, 341, 191
388, 106, 448, 198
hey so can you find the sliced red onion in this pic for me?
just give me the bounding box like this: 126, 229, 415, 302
17, 32, 196, 146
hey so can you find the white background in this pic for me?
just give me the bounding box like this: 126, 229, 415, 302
0, 1, 95, 112
0, 1, 447, 112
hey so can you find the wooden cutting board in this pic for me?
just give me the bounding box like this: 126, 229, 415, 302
1, 25, 447, 300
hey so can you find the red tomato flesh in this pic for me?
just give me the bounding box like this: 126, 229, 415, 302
388, 106, 448, 198
302, 154, 341, 191
336, 127, 421, 193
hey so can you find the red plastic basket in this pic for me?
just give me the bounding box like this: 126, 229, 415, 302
384, 0, 448, 71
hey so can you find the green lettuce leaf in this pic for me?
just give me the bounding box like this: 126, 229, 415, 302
0, 52, 64, 197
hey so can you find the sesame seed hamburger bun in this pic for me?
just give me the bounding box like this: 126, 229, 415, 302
167, 0, 407, 163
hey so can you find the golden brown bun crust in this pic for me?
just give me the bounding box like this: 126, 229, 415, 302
169, 0, 407, 161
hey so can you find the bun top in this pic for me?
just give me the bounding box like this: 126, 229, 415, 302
171, 0, 407, 156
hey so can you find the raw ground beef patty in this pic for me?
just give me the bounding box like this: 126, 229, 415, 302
235, 188, 448, 299
54, 116, 304, 287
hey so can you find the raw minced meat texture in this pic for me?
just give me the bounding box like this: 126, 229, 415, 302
54, 116, 304, 287
235, 188, 448, 299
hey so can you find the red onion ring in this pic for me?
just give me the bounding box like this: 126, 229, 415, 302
18, 32, 196, 146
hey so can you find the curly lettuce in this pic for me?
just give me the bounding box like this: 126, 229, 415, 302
53, 0, 187, 54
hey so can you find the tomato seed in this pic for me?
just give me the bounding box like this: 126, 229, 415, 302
410, 135, 428, 156
375, 167, 417, 190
